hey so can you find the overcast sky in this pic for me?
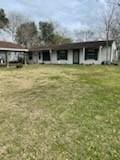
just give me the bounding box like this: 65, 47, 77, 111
1, 0, 105, 31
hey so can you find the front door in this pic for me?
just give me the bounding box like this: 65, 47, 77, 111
73, 49, 79, 64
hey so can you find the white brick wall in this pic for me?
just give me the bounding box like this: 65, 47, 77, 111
27, 41, 117, 65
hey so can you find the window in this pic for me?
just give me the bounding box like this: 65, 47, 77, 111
28, 52, 33, 60
57, 50, 68, 60
39, 52, 41, 60
85, 49, 98, 60
43, 51, 50, 61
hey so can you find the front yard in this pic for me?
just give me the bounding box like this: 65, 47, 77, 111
0, 65, 120, 160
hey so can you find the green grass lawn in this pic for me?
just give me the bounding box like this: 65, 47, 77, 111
0, 65, 120, 160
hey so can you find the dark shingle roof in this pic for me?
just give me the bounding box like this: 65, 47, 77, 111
30, 40, 114, 51
0, 41, 27, 51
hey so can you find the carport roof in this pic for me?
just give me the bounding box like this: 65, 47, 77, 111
0, 41, 28, 52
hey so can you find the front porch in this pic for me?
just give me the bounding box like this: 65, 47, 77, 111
27, 47, 101, 65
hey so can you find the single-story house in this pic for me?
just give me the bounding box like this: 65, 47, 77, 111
28, 40, 118, 65
0, 41, 28, 66
0, 40, 118, 66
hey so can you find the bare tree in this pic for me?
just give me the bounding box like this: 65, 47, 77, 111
16, 22, 38, 48
101, 0, 120, 61
104, 1, 115, 61
7, 12, 28, 41
110, 4, 120, 47
74, 30, 95, 42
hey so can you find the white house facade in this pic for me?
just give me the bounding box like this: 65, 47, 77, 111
27, 40, 118, 65
0, 40, 118, 66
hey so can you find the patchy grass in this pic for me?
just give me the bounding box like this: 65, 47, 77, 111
0, 65, 120, 160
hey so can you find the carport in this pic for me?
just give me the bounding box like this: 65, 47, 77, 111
0, 41, 28, 67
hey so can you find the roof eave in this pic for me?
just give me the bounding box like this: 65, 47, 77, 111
0, 48, 28, 52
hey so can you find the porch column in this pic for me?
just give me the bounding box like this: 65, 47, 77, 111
6, 52, 9, 68
49, 49, 52, 64
99, 46, 102, 64
41, 51, 43, 64
24, 52, 27, 65
83, 48, 85, 62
